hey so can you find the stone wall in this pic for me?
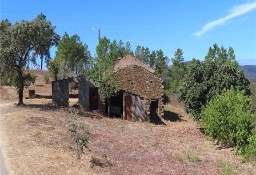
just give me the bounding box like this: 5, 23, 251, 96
115, 65, 164, 118
52, 79, 69, 107
78, 78, 97, 111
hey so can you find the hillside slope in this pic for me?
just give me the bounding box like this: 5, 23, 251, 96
240, 65, 256, 80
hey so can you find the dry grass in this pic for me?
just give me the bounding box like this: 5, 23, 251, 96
0, 70, 256, 175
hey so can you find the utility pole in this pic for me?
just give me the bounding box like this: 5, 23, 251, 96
92, 28, 101, 43
98, 28, 101, 43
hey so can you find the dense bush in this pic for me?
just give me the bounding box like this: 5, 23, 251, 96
244, 130, 256, 161
201, 88, 256, 152
249, 79, 256, 111
179, 44, 251, 120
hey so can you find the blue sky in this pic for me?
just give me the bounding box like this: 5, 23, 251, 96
1, 0, 256, 66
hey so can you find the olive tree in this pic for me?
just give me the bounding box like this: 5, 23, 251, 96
0, 13, 59, 105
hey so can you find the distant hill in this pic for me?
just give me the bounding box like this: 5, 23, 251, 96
240, 65, 256, 80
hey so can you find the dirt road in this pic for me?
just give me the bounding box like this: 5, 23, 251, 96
0, 103, 13, 175
0, 150, 9, 175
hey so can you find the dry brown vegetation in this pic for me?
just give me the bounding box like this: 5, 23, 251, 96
0, 70, 255, 175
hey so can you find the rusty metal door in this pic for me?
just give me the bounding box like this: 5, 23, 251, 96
89, 87, 98, 110
125, 95, 132, 120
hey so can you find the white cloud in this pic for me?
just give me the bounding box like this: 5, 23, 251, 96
195, 1, 256, 37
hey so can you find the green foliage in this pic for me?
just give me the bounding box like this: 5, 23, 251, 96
135, 45, 150, 64
155, 49, 169, 87
149, 50, 156, 69
99, 68, 119, 99
11, 72, 36, 87
68, 110, 89, 159
43, 74, 50, 84
29, 73, 37, 85
249, 79, 256, 111
48, 58, 71, 81
87, 37, 132, 98
201, 89, 255, 150
0, 72, 11, 85
168, 48, 186, 93
0, 14, 59, 104
54, 33, 91, 75
244, 129, 256, 162
179, 44, 251, 120
48, 59, 60, 81
95, 37, 132, 67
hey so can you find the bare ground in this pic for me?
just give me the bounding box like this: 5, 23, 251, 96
0, 72, 256, 174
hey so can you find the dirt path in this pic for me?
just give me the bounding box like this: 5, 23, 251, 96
0, 150, 9, 175
0, 102, 14, 175
0, 100, 95, 175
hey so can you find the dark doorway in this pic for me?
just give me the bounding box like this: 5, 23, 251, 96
150, 100, 163, 124
89, 87, 98, 110
108, 91, 123, 117
125, 95, 132, 120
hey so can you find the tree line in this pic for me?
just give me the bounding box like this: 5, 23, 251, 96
47, 32, 184, 95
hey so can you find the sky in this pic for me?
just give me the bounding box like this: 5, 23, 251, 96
1, 0, 256, 67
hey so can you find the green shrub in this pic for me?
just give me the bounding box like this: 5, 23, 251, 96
244, 129, 256, 161
11, 72, 20, 86
30, 73, 37, 85
201, 88, 255, 150
68, 110, 89, 159
43, 74, 50, 84
179, 44, 251, 121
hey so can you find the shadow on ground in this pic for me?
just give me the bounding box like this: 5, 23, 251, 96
19, 103, 59, 111
150, 115, 166, 125
163, 110, 186, 122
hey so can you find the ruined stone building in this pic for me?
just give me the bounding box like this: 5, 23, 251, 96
108, 55, 164, 122
52, 55, 164, 122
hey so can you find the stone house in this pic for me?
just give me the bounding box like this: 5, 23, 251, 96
52, 55, 164, 122
107, 55, 164, 122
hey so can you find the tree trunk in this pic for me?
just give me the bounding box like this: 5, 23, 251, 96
41, 56, 43, 70
17, 71, 24, 105
27, 59, 30, 69
18, 85, 24, 105
107, 98, 110, 116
